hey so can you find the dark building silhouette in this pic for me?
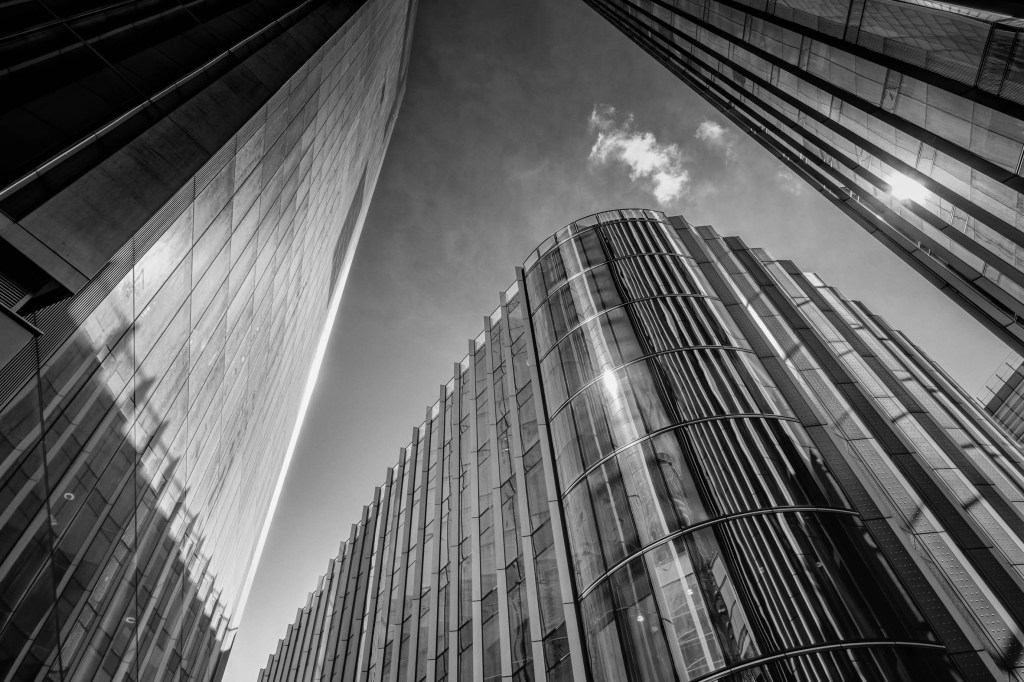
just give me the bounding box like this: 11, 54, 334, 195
0, 0, 417, 678
259, 210, 1024, 681
581, 0, 1024, 357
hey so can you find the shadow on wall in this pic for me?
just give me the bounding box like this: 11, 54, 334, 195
0, 311, 233, 681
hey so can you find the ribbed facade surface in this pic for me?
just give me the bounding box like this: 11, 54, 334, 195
0, 0, 416, 679
259, 210, 1024, 682
979, 354, 1024, 441
581, 0, 1024, 356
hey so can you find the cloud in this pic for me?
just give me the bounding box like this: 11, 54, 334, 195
695, 119, 737, 161
695, 120, 726, 142
588, 105, 689, 205
776, 170, 804, 195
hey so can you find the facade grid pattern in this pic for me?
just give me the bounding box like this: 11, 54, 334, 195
0, 0, 416, 679
260, 210, 1024, 682
979, 353, 1024, 441
581, 0, 1024, 356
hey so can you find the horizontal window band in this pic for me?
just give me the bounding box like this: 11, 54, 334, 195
692, 639, 948, 682
559, 413, 805, 496
617, 0, 1024, 199
525, 215, 670, 275
623, 26, 1024, 313
605, 0, 1024, 256
577, 505, 861, 601
546, 344, 765, 422
535, 292, 727, 363
1, 0, 325, 204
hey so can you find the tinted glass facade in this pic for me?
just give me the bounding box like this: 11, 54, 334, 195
581, 0, 1024, 356
979, 353, 1024, 440
259, 210, 1024, 682
0, 0, 416, 678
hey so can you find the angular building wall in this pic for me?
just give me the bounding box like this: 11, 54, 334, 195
580, 0, 1024, 356
259, 210, 1024, 681
0, 0, 417, 678
980, 354, 1024, 441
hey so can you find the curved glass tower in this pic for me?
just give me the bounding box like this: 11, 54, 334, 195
259, 210, 1024, 681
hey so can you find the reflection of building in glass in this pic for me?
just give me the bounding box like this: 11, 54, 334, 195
582, 0, 1024, 354
259, 210, 1024, 681
0, 0, 417, 678
980, 354, 1024, 441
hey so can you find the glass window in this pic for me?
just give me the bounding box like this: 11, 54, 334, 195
581, 582, 629, 682
564, 484, 604, 588
857, 1, 982, 78
589, 460, 642, 568
611, 559, 676, 681
970, 105, 1024, 172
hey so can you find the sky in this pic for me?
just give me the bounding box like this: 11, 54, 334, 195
221, 0, 1011, 678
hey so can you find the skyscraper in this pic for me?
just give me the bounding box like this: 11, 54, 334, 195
0, 0, 417, 678
258, 209, 1024, 681
580, 0, 1024, 356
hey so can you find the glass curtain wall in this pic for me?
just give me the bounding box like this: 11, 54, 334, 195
260, 210, 1024, 681
0, 0, 417, 678
582, 0, 1024, 355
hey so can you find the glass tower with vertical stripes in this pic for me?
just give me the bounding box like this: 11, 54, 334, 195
258, 210, 1024, 682
581, 0, 1024, 357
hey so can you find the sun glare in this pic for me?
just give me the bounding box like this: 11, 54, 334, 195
888, 172, 928, 204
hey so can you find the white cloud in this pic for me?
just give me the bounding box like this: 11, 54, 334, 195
695, 120, 726, 142
695, 119, 737, 161
588, 105, 690, 205
776, 170, 804, 195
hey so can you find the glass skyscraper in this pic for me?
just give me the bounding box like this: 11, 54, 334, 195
0, 0, 416, 678
258, 210, 1024, 681
580, 0, 1024, 356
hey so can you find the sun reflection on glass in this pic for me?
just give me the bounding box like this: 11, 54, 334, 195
887, 172, 927, 204
601, 369, 619, 394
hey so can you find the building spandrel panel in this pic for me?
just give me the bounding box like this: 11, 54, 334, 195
580, 0, 1024, 358
0, 0, 418, 679
260, 211, 1024, 681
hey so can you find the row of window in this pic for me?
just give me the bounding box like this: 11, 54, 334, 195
0, 9, 401, 678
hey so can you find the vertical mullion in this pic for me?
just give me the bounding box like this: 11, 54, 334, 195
269, 636, 285, 682
295, 575, 324, 681
297, 575, 326, 681
515, 266, 589, 679
286, 589, 310, 679
354, 470, 396, 679
364, 450, 403, 679
498, 293, 546, 681
323, 529, 357, 681
405, 411, 434, 682
312, 570, 336, 679
447, 362, 465, 681
424, 386, 448, 677
484, 314, 513, 680
340, 493, 380, 682
467, 339, 484, 682
387, 432, 421, 682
